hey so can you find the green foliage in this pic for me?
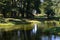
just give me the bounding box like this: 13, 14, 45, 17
0, 0, 60, 18
0, 0, 41, 18
44, 27, 60, 35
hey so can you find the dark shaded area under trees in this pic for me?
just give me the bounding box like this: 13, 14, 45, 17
0, 0, 57, 19
0, 0, 41, 19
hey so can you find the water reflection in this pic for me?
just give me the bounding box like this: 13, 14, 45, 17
0, 22, 59, 40
0, 29, 60, 40
55, 36, 60, 40
41, 35, 60, 40
41, 35, 49, 40
32, 24, 37, 34
17, 30, 20, 40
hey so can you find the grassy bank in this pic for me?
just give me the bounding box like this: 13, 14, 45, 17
0, 18, 60, 34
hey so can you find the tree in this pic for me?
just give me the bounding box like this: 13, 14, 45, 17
34, 0, 41, 14
45, 8, 55, 18
0, 0, 41, 18
0, 1, 12, 18
25, 0, 34, 18
44, 0, 55, 19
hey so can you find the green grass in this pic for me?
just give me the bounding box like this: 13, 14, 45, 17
44, 27, 60, 35
34, 14, 46, 18
0, 18, 60, 32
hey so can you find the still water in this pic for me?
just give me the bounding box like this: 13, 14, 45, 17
0, 29, 60, 40
0, 22, 60, 40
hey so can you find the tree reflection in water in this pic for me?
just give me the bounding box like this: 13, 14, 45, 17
0, 23, 60, 40
32, 24, 37, 34
1, 29, 60, 40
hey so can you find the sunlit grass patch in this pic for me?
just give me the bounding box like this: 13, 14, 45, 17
28, 20, 41, 24
0, 22, 14, 31
0, 22, 34, 31
34, 14, 47, 18
53, 20, 60, 27
0, 18, 60, 32
0, 23, 14, 25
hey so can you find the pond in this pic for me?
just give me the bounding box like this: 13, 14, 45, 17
0, 21, 60, 40
0, 28, 60, 40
